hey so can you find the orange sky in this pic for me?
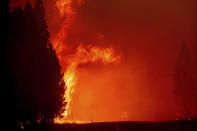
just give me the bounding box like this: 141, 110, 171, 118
9, 0, 197, 121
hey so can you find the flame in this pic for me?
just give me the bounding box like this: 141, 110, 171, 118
52, 0, 75, 63
56, 0, 74, 17
52, 0, 120, 123
54, 43, 120, 123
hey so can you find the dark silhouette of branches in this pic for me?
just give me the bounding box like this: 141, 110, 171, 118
6, 0, 65, 123
174, 42, 195, 120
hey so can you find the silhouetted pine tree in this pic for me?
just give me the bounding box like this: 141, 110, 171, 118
33, 0, 65, 120
174, 42, 193, 120
1, 0, 10, 87
1, 0, 16, 128
34, 0, 50, 47
192, 42, 197, 118
7, 1, 65, 122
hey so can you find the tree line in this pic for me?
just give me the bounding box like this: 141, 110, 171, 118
2, 0, 65, 127
174, 42, 197, 120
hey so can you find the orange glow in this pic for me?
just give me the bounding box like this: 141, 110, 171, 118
10, 0, 197, 122
77, 0, 84, 5
52, 0, 75, 64
56, 0, 73, 17
54, 43, 120, 123
53, 0, 120, 123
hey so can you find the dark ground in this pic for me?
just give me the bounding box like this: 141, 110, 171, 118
16, 119, 197, 131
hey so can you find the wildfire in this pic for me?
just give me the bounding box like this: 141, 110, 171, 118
52, 0, 75, 61
52, 0, 120, 123
54, 44, 120, 123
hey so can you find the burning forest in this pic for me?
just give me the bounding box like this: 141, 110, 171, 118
2, 0, 197, 130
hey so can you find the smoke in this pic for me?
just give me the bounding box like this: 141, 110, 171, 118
9, 0, 35, 12
10, 0, 197, 121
